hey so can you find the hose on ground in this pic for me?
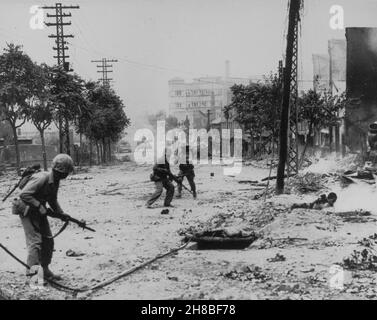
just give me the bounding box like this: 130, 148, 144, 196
0, 238, 192, 295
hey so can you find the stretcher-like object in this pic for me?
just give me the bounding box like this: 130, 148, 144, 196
187, 230, 258, 250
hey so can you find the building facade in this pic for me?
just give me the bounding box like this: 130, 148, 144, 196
168, 76, 252, 129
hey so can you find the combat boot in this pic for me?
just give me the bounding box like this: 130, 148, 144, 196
43, 267, 63, 281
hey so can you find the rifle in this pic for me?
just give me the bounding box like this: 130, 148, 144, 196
2, 164, 41, 203
167, 172, 193, 195
46, 208, 96, 233
155, 166, 194, 195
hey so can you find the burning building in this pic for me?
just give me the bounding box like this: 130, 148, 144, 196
346, 27, 377, 152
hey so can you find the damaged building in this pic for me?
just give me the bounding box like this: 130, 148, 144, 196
346, 27, 377, 152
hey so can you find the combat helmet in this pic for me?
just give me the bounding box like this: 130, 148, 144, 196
52, 154, 74, 174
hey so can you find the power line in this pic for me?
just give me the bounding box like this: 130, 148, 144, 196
41, 3, 80, 71
277, 0, 301, 194
91, 58, 118, 87
41, 3, 80, 155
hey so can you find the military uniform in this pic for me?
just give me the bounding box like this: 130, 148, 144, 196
177, 162, 196, 198
17, 171, 64, 269
147, 160, 175, 207
291, 194, 336, 210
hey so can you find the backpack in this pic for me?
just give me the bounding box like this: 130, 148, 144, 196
4, 164, 41, 215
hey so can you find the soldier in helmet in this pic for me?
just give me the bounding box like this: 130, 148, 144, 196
291, 192, 337, 210
177, 146, 197, 199
146, 153, 175, 208
16, 154, 74, 281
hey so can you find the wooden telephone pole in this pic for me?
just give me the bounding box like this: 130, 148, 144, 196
276, 0, 301, 194
42, 3, 80, 155
91, 58, 118, 87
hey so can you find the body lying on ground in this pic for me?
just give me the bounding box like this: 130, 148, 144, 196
291, 192, 337, 210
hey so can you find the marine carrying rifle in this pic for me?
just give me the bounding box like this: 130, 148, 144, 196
154, 166, 194, 195
46, 208, 96, 233
167, 172, 194, 195
2, 164, 41, 202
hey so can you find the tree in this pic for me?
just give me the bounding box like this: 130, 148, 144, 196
50, 66, 86, 155
0, 120, 12, 144
80, 83, 130, 164
227, 83, 259, 155
0, 44, 37, 171
26, 63, 55, 171
297, 89, 343, 164
227, 73, 282, 157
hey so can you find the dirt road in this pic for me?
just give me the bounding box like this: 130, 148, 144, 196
1, 161, 377, 300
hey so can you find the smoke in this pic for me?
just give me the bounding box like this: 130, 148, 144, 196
301, 154, 377, 212
332, 183, 377, 213
302, 154, 341, 175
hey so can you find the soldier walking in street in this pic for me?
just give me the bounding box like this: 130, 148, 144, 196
177, 146, 197, 199
13, 154, 74, 281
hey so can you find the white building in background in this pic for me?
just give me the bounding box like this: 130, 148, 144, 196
17, 121, 59, 143
168, 61, 255, 129
312, 39, 346, 148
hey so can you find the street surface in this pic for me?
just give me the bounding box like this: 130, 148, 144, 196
1, 160, 377, 300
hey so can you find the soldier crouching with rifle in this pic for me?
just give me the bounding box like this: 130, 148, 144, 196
13, 154, 74, 281
146, 154, 175, 208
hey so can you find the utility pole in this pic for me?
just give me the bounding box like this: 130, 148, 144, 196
287, 8, 300, 176
272, 60, 284, 156
42, 3, 79, 155
329, 41, 340, 154
276, 0, 301, 194
207, 109, 211, 131
90, 58, 117, 163
91, 58, 118, 87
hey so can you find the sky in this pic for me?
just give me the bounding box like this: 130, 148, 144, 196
1, 0, 377, 135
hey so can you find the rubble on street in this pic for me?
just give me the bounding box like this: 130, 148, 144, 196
1, 154, 376, 300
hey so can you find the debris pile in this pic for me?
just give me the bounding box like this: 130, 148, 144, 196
222, 265, 271, 283
340, 169, 375, 187
287, 172, 328, 194
179, 202, 287, 241
246, 202, 287, 229
358, 234, 377, 247
343, 248, 377, 271
303, 153, 362, 175
335, 210, 374, 223
267, 253, 286, 262
252, 186, 275, 200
